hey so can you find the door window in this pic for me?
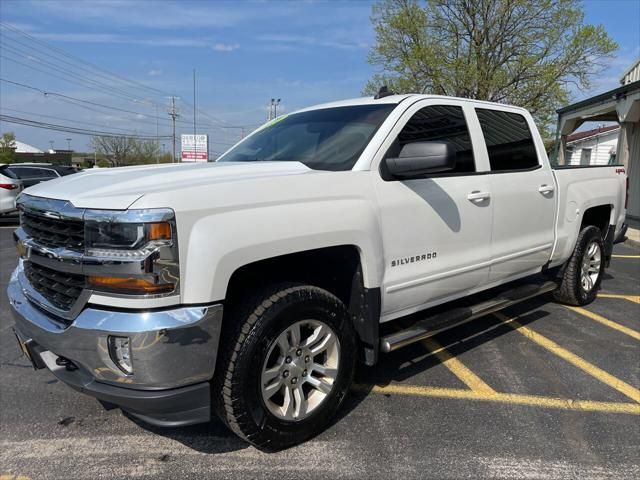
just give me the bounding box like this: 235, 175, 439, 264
476, 109, 539, 171
387, 105, 476, 174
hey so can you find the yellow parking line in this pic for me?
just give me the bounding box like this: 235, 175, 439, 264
355, 384, 640, 415
611, 254, 640, 259
422, 338, 496, 394
494, 312, 640, 403
567, 306, 640, 340
597, 293, 640, 304
0, 475, 32, 480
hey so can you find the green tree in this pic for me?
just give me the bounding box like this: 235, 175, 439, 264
0, 132, 17, 164
91, 135, 136, 167
366, 0, 617, 134
130, 139, 161, 165
91, 135, 163, 166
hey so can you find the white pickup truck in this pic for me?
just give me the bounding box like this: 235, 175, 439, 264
9, 93, 628, 451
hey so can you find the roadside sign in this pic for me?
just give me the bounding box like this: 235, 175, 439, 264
181, 134, 208, 162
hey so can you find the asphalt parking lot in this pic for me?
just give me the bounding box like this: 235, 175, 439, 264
1, 215, 638, 480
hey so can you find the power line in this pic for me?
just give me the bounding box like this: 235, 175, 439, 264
0, 77, 250, 131
1, 22, 253, 129
0, 114, 172, 139
0, 39, 164, 107
0, 52, 158, 106
0, 107, 158, 135
0, 22, 171, 99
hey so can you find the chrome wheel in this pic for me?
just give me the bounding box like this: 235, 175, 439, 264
260, 319, 340, 421
581, 241, 601, 292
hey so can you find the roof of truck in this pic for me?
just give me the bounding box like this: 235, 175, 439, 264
296, 93, 528, 115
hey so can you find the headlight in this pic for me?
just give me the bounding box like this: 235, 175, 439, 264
83, 208, 179, 296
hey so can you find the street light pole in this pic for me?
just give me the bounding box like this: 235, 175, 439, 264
274, 98, 281, 118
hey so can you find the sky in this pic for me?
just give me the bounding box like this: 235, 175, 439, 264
0, 0, 639, 153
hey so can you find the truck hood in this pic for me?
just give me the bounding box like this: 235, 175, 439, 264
23, 161, 312, 210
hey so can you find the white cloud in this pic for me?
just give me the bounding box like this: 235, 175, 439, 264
257, 33, 369, 51
147, 69, 162, 76
211, 43, 239, 52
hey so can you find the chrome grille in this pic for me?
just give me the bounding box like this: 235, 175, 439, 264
21, 210, 84, 252
23, 261, 85, 311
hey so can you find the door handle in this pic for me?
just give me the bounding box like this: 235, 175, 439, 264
467, 191, 491, 202
538, 184, 555, 194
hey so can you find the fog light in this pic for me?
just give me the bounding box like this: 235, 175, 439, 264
108, 336, 133, 374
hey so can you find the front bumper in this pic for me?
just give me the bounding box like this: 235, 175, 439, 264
8, 263, 223, 427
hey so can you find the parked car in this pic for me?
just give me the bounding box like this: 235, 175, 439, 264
8, 93, 628, 451
0, 164, 23, 215
6, 163, 81, 188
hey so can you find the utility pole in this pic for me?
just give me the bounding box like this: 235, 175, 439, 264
49, 140, 54, 152
168, 96, 179, 163
193, 69, 197, 159
155, 104, 159, 164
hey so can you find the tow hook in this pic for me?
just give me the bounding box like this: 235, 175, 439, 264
55, 356, 78, 371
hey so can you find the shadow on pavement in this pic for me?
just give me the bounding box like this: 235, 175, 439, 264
125, 412, 250, 454
355, 295, 553, 388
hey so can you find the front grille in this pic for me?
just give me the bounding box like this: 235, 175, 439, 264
21, 211, 84, 252
24, 262, 85, 311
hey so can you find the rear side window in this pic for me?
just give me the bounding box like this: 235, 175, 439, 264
0, 165, 19, 179
476, 109, 539, 171
38, 168, 58, 178
389, 104, 476, 173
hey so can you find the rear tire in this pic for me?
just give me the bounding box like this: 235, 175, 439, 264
213, 283, 357, 451
553, 226, 605, 306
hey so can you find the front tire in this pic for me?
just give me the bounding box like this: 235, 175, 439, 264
213, 283, 357, 451
553, 226, 605, 306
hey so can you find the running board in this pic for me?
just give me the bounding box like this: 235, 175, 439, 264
380, 280, 559, 353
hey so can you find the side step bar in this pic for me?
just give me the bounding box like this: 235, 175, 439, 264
380, 280, 558, 353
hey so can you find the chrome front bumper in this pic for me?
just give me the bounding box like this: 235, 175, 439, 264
8, 263, 223, 426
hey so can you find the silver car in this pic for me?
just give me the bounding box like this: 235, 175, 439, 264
0, 164, 23, 215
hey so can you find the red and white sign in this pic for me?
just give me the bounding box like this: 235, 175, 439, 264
181, 151, 208, 161
181, 134, 208, 162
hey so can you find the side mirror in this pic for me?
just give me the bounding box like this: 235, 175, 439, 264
385, 141, 456, 178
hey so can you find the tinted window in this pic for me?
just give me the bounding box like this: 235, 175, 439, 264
10, 167, 57, 178
476, 109, 539, 171
8, 167, 37, 178
387, 105, 476, 173
0, 165, 19, 179
218, 104, 395, 171
37, 168, 58, 178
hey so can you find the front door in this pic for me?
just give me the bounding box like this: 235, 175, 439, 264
373, 101, 493, 321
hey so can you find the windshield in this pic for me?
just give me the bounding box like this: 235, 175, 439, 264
217, 104, 395, 171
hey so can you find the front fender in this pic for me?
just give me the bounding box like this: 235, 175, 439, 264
180, 197, 383, 304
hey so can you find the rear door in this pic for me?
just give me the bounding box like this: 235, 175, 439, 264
473, 107, 556, 282
373, 99, 493, 320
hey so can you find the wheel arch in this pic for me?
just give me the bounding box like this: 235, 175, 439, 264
224, 245, 381, 365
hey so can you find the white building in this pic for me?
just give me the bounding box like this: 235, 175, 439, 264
557, 59, 640, 223
621, 58, 640, 85
14, 140, 43, 154
565, 125, 619, 166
